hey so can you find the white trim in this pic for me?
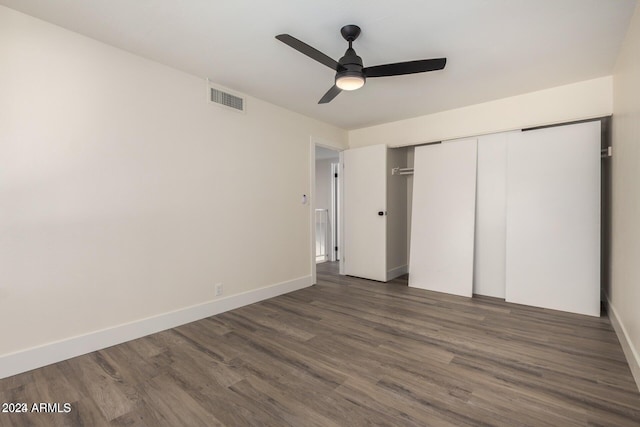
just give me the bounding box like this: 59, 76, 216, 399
310, 138, 317, 285
387, 264, 409, 281
0, 275, 312, 379
330, 162, 340, 262
606, 295, 640, 392
339, 151, 345, 276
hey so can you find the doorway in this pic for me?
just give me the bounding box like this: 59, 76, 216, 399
311, 142, 342, 284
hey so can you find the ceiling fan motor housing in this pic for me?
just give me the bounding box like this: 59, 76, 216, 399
336, 47, 366, 88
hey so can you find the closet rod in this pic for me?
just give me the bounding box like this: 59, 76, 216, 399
392, 167, 414, 176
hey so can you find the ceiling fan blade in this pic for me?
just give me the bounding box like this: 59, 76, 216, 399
276, 34, 344, 71
363, 58, 446, 78
318, 85, 342, 104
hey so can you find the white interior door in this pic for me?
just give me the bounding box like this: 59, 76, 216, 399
343, 144, 387, 281
505, 122, 601, 316
409, 139, 478, 297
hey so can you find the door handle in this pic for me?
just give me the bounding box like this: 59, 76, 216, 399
378, 211, 386, 216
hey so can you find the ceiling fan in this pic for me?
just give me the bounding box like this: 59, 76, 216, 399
276, 25, 446, 104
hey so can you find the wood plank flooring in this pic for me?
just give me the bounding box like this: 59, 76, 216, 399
1, 262, 639, 426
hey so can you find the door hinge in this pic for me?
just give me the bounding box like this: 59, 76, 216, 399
334, 173, 338, 178
335, 246, 338, 252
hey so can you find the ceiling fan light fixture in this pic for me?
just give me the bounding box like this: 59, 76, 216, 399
336, 73, 365, 91
276, 24, 446, 103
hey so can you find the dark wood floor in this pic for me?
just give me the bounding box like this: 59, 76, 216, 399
1, 262, 639, 426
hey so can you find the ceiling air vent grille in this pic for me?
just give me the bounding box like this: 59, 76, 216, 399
207, 81, 246, 113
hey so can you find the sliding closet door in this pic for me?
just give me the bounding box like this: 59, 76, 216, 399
505, 122, 601, 316
409, 139, 478, 297
473, 131, 522, 298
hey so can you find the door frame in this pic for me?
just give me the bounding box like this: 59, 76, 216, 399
310, 137, 344, 284
330, 161, 340, 262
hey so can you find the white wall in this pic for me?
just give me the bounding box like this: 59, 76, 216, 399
0, 6, 346, 362
348, 77, 613, 148
611, 1, 640, 389
315, 158, 336, 213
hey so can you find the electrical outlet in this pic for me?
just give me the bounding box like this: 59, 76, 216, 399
215, 283, 223, 297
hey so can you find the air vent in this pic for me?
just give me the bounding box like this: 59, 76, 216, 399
207, 81, 246, 113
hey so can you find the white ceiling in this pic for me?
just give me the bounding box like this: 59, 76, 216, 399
1, 0, 636, 130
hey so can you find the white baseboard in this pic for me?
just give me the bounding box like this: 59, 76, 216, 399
606, 295, 640, 392
387, 264, 409, 281
0, 275, 312, 379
